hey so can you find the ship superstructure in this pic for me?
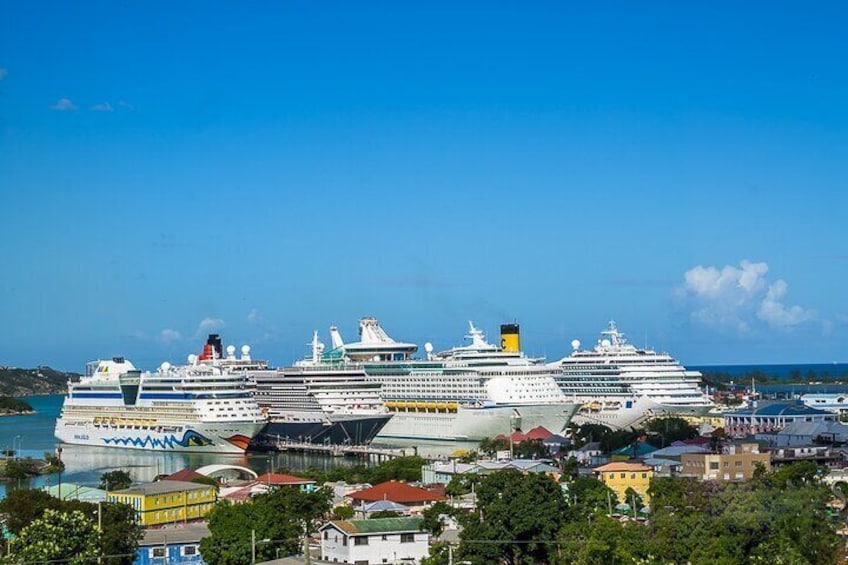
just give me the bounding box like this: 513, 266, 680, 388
248, 331, 393, 446
551, 321, 713, 427
55, 354, 266, 453
306, 318, 579, 442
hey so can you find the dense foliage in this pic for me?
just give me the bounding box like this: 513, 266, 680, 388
3, 509, 101, 565
0, 367, 75, 396
431, 462, 840, 565
100, 470, 133, 491
478, 437, 550, 459
0, 397, 33, 413
200, 486, 332, 565
457, 471, 568, 565
292, 455, 427, 484
0, 489, 142, 564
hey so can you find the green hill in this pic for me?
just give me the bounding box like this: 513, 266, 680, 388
0, 366, 75, 397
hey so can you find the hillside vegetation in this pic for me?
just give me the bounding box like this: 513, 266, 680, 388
0, 366, 74, 396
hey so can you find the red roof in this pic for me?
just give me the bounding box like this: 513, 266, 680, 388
348, 481, 446, 504
163, 468, 208, 483
524, 426, 553, 441
255, 472, 316, 486
510, 431, 527, 442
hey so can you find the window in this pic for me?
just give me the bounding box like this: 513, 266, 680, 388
620, 473, 625, 479
709, 462, 719, 470
381, 534, 387, 540
324, 531, 329, 540
151, 547, 166, 558
354, 536, 369, 546
641, 473, 647, 478
401, 533, 415, 543
182, 545, 197, 556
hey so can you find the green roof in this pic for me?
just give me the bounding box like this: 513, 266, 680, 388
324, 517, 423, 535
44, 484, 107, 502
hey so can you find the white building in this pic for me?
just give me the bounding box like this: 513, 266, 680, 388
319, 517, 429, 565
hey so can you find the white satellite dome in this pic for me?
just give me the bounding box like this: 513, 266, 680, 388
571, 339, 581, 350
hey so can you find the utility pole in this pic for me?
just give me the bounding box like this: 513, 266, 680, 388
251, 529, 256, 565
304, 521, 311, 565
97, 502, 103, 565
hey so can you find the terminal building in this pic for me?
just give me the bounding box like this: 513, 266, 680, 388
724, 401, 837, 438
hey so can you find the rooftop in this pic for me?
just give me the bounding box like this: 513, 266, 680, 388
594, 462, 652, 473
255, 472, 316, 486
322, 517, 423, 535
140, 523, 211, 546
727, 401, 835, 418
163, 468, 209, 483
348, 481, 444, 504
109, 480, 213, 496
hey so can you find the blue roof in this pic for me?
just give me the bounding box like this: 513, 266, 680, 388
612, 441, 658, 457
727, 401, 833, 417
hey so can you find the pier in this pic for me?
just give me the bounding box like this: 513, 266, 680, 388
257, 438, 413, 461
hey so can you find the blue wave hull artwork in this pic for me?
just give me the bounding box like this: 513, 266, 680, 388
102, 429, 213, 449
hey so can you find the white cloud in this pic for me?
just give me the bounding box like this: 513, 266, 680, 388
50, 98, 78, 111
157, 328, 183, 344
0, 69, 7, 80
118, 100, 135, 110
247, 308, 261, 324
91, 102, 114, 112
195, 317, 225, 337
678, 260, 814, 332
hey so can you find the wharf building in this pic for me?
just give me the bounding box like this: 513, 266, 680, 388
723, 401, 836, 438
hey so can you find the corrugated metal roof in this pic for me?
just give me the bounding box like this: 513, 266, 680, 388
323, 517, 423, 535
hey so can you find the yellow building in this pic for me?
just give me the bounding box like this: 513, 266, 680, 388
593, 462, 653, 505
107, 480, 217, 527
680, 443, 771, 482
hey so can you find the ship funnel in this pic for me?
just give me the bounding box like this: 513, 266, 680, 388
500, 323, 520, 353
329, 325, 345, 350
207, 334, 223, 359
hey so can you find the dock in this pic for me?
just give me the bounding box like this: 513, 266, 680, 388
257, 438, 413, 461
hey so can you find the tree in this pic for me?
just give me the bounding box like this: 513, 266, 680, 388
8, 509, 100, 565
331, 505, 354, 520
457, 471, 567, 565
421, 501, 457, 538
0, 489, 141, 564
564, 476, 617, 521
644, 417, 698, 448
201, 486, 333, 565
99, 502, 143, 565
100, 470, 132, 491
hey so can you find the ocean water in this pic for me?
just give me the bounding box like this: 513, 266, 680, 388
694, 363, 848, 380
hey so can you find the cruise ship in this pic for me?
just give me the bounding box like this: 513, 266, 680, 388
196, 334, 393, 446
307, 318, 580, 442
550, 321, 713, 428
54, 355, 267, 453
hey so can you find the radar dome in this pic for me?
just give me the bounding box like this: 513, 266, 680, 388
226, 345, 236, 355
241, 345, 251, 355
571, 339, 581, 350
187, 354, 198, 365
601, 339, 612, 348
424, 342, 434, 353
160, 361, 171, 372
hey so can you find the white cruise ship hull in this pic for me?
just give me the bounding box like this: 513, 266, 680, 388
375, 403, 579, 442
571, 397, 658, 430
55, 419, 266, 454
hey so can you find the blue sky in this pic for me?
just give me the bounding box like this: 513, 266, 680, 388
1, 2, 847, 370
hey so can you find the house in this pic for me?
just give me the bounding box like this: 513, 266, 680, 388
680, 443, 770, 481
347, 481, 444, 511
161, 468, 211, 483
724, 402, 837, 438
566, 442, 604, 465
134, 522, 209, 565
756, 420, 848, 447
320, 517, 429, 565
254, 472, 318, 492
543, 434, 570, 454
769, 444, 841, 467
108, 480, 217, 527
593, 462, 653, 505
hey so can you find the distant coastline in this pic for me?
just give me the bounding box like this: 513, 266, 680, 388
0, 367, 72, 397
